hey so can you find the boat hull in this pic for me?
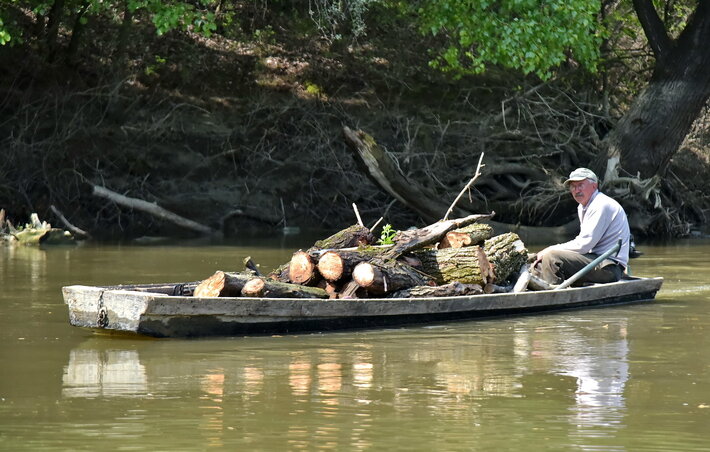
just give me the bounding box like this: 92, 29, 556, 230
63, 277, 663, 338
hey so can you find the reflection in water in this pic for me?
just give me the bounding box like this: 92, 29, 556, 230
62, 349, 147, 398
62, 321, 632, 449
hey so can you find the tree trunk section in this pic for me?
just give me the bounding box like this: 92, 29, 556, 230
352, 261, 433, 295
193, 271, 253, 297
241, 277, 329, 299
289, 250, 320, 285
311, 224, 374, 250
439, 223, 493, 249
413, 232, 527, 285
317, 248, 383, 282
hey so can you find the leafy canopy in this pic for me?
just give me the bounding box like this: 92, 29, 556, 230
410, 0, 605, 80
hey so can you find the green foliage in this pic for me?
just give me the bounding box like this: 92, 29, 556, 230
0, 17, 10, 45
377, 224, 397, 245
412, 0, 605, 80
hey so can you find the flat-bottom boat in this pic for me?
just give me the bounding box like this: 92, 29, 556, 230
62, 276, 663, 338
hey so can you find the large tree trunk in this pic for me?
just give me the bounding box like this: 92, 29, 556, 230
603, 2, 710, 180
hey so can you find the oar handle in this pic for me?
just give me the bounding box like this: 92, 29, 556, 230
554, 240, 622, 290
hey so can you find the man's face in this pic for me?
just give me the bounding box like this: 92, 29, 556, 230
568, 179, 597, 206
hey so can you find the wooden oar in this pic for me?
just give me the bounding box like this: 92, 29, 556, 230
554, 240, 622, 290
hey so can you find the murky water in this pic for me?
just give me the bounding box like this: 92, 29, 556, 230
1, 238, 710, 451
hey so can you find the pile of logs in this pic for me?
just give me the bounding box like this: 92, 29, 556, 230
193, 213, 533, 299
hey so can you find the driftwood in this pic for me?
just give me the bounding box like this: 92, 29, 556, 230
193, 271, 254, 297
50, 205, 90, 238
439, 223, 493, 249
92, 184, 216, 235
389, 281, 483, 298
352, 261, 433, 295
241, 277, 329, 299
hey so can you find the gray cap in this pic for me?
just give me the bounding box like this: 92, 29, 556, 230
564, 168, 598, 186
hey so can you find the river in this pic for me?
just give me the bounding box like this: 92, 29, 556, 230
1, 237, 709, 451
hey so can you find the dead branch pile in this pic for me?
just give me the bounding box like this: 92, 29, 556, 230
193, 214, 530, 300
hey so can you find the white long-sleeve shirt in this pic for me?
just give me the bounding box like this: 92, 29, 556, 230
551, 190, 630, 268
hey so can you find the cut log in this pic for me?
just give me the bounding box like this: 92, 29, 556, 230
483, 233, 528, 284
383, 213, 494, 259
389, 281, 484, 298
241, 277, 329, 299
352, 261, 433, 295
414, 246, 489, 285
312, 224, 375, 250
413, 232, 527, 285
193, 271, 253, 297
317, 248, 382, 282
289, 250, 320, 285
439, 223, 493, 249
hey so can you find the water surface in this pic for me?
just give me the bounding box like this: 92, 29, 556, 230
1, 239, 710, 451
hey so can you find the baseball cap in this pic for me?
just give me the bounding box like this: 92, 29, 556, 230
564, 168, 598, 186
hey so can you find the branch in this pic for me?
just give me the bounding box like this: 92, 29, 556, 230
632, 0, 673, 59
443, 153, 484, 221
92, 185, 216, 235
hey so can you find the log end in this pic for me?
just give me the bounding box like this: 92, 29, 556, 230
317, 251, 345, 282
242, 278, 265, 297
194, 271, 226, 298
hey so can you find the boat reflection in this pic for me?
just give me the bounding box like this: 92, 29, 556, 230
62, 319, 632, 445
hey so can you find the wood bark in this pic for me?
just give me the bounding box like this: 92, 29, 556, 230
193, 271, 253, 297
389, 281, 483, 298
352, 261, 433, 295
383, 213, 494, 260
311, 224, 374, 250
241, 277, 329, 299
413, 232, 527, 285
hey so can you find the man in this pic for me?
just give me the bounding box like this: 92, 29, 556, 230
532, 168, 630, 286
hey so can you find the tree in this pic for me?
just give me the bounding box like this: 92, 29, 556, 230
414, 0, 709, 181
600, 1, 710, 181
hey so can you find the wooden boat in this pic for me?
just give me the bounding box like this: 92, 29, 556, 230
62, 276, 663, 338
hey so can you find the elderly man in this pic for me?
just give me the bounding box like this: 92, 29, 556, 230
532, 168, 630, 286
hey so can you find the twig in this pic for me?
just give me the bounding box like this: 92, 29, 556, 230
50, 205, 91, 238
370, 216, 384, 231
352, 203, 364, 227
443, 153, 485, 221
